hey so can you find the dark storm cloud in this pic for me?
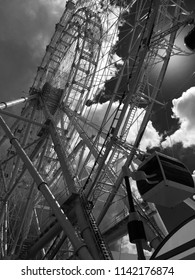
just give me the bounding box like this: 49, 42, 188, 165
184, 0, 195, 11
0, 0, 64, 102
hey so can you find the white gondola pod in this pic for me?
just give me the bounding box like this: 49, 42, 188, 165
136, 152, 195, 207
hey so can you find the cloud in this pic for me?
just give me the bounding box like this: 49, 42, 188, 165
118, 235, 137, 254
114, 235, 152, 258
83, 101, 161, 152
0, 0, 65, 103
162, 87, 195, 147
126, 110, 162, 151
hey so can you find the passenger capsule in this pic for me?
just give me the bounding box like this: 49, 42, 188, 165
184, 26, 195, 51
136, 152, 195, 207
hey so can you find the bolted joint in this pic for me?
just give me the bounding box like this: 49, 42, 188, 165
37, 181, 49, 191
10, 137, 18, 145
0, 102, 7, 110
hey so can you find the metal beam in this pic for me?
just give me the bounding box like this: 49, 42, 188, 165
0, 94, 37, 110
0, 114, 93, 260
0, 109, 43, 127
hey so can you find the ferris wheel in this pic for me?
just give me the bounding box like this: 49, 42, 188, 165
0, 0, 195, 260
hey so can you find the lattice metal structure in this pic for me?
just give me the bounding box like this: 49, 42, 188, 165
0, 0, 194, 259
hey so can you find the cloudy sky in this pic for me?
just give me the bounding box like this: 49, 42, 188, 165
0, 0, 65, 102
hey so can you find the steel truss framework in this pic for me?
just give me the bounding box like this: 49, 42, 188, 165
0, 0, 194, 259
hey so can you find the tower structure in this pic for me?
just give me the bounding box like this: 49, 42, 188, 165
0, 0, 195, 259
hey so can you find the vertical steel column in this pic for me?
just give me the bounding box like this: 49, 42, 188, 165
48, 121, 77, 194
11, 138, 49, 255
0, 114, 93, 259
75, 198, 101, 259
84, 0, 161, 198
97, 0, 182, 227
